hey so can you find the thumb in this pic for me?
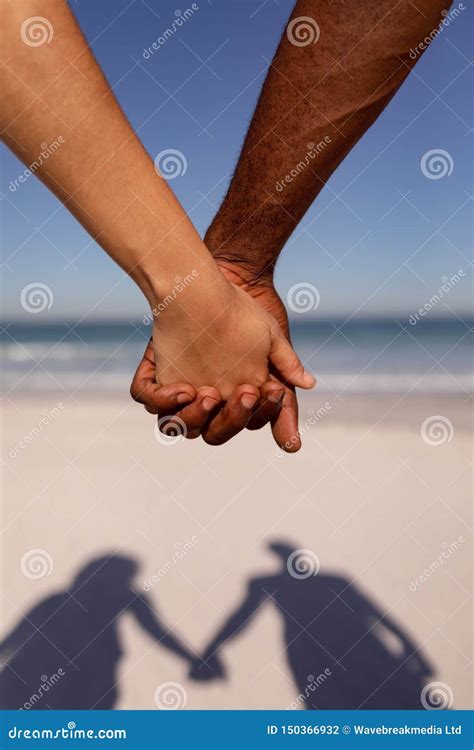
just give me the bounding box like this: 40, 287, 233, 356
269, 328, 315, 390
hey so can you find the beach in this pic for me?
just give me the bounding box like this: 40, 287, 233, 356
1, 0, 472, 719
2, 388, 471, 710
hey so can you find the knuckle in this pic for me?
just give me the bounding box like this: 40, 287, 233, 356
287, 357, 303, 376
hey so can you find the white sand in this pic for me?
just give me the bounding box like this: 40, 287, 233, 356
1, 393, 471, 710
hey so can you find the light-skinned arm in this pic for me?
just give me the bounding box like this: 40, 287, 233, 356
1, 0, 314, 445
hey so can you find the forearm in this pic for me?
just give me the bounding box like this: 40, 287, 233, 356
205, 0, 451, 279
203, 597, 261, 656
1, 0, 221, 307
160, 632, 194, 662
132, 597, 193, 661
203, 617, 246, 656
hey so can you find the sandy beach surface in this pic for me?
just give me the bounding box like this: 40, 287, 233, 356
1, 391, 471, 710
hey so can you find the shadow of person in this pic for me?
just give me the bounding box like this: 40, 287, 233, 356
0, 554, 193, 709
191, 540, 435, 709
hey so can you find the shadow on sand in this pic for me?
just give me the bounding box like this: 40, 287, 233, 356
0, 555, 192, 709
192, 541, 434, 709
0, 544, 434, 709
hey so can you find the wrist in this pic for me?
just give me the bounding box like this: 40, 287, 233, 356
145, 254, 232, 325
125, 221, 228, 312
204, 248, 276, 292
204, 228, 276, 288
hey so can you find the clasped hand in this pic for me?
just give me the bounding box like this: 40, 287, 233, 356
131, 260, 315, 451
188, 653, 226, 682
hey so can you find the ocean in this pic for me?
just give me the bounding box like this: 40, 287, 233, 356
1, 318, 472, 397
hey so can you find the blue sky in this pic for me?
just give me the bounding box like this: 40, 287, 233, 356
1, 0, 472, 322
